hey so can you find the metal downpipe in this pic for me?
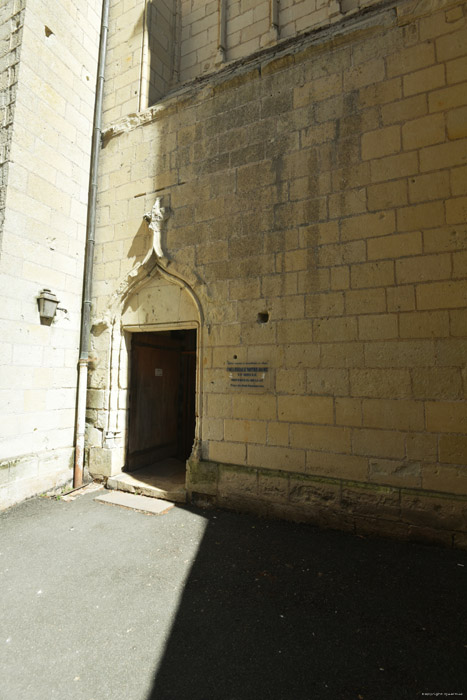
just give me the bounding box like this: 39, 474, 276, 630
74, 0, 110, 488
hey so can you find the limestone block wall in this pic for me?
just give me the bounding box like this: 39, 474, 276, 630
178, 0, 360, 81
103, 0, 144, 123
0, 0, 102, 509
104, 0, 382, 123
94, 0, 467, 545
0, 0, 25, 248
179, 0, 218, 80
147, 0, 177, 104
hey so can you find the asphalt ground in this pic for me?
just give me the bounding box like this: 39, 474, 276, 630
0, 487, 466, 700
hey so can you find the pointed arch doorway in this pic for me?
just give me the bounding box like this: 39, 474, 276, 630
105, 271, 202, 503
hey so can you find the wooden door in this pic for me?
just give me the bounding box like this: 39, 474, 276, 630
128, 336, 181, 469
127, 330, 197, 470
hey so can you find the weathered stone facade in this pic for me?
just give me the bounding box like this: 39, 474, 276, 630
89, 0, 467, 546
1, 0, 466, 546
102, 0, 380, 122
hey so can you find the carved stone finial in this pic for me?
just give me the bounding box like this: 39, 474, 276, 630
143, 197, 170, 259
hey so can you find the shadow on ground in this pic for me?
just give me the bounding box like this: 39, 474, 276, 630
148, 506, 467, 700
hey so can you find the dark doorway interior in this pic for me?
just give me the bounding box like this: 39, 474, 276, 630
127, 329, 196, 473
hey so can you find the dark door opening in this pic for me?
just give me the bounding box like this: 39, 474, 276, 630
127, 329, 196, 473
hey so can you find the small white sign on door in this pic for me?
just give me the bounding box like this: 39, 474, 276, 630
155, 368, 163, 377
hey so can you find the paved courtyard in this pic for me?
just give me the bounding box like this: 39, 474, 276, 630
1, 487, 466, 700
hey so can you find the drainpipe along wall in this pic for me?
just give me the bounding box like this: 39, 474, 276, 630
74, 0, 110, 488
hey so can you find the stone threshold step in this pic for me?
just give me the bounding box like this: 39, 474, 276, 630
106, 471, 187, 504
96, 490, 175, 515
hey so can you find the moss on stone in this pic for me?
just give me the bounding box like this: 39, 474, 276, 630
187, 460, 218, 485
400, 487, 467, 503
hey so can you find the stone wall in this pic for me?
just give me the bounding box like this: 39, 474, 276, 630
104, 0, 382, 122
179, 0, 218, 80
0, 0, 25, 250
179, 0, 358, 81
92, 0, 467, 546
103, 0, 144, 123
147, 0, 177, 104
0, 0, 102, 509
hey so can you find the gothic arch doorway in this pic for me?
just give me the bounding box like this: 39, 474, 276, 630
105, 271, 202, 501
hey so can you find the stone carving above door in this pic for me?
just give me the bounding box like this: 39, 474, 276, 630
143, 196, 170, 262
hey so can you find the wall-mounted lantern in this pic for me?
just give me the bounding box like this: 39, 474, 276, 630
37, 288, 59, 325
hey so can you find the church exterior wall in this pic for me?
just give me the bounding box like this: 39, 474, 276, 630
1, 0, 465, 544
91, 0, 467, 546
